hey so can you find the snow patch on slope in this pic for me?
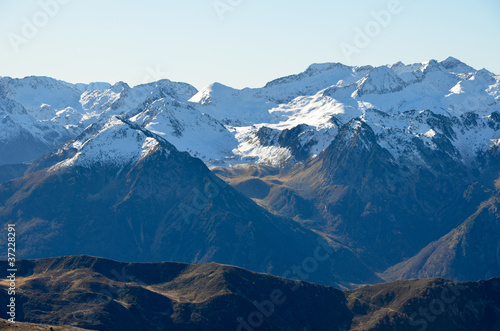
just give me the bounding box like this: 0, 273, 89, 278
131, 98, 238, 163
52, 117, 164, 170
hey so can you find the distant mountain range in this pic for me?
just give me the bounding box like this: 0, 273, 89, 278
1, 57, 499, 292
2, 57, 498, 168
1, 256, 499, 331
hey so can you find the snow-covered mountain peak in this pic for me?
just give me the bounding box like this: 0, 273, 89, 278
74, 82, 112, 93
183, 58, 500, 167
421, 59, 443, 73
355, 66, 406, 97
389, 61, 406, 69
303, 62, 353, 76
473, 69, 497, 85
189, 83, 275, 126
189, 82, 236, 105
142, 79, 198, 103
131, 97, 238, 164
2, 76, 67, 90
78, 79, 197, 125
1, 57, 499, 170
440, 56, 476, 73
0, 76, 83, 117
53, 117, 164, 170
263, 62, 357, 91
109, 81, 131, 93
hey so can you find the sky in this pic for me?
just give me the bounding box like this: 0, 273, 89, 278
0, 0, 499, 90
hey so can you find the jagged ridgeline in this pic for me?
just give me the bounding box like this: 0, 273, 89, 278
0, 58, 499, 291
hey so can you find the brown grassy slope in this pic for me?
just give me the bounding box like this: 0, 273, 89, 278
0, 318, 88, 330
0, 256, 350, 331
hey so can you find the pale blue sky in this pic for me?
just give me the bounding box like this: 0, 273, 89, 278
1, 0, 499, 90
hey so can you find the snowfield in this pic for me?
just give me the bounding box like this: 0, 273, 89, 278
1, 57, 499, 168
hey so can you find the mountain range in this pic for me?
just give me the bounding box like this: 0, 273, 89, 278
1, 256, 499, 331
1, 57, 499, 293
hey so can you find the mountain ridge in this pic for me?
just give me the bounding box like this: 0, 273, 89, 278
1, 56, 499, 289
2, 57, 498, 168
0, 117, 381, 288
1, 255, 499, 331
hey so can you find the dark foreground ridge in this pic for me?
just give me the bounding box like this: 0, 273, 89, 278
1, 256, 499, 331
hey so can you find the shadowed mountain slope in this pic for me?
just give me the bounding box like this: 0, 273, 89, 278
0, 118, 379, 288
